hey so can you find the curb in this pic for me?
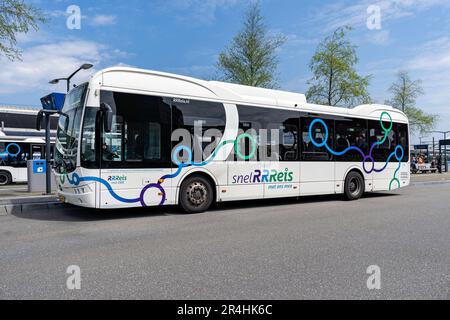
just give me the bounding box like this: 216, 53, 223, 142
1, 202, 69, 215
0, 196, 58, 206
410, 180, 450, 187
0, 196, 70, 216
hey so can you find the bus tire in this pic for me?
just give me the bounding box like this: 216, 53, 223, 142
344, 171, 364, 201
179, 175, 214, 214
0, 171, 12, 186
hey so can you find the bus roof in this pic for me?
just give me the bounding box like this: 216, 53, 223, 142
0, 137, 54, 144
92, 67, 408, 122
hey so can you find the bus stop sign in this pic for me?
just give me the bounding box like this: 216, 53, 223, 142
32, 160, 46, 174
40, 93, 66, 111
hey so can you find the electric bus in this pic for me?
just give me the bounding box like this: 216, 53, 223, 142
54, 67, 410, 213
0, 137, 53, 185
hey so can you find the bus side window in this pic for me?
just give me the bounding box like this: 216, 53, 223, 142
301, 117, 334, 161
235, 106, 300, 162
100, 91, 172, 168
335, 118, 368, 162
172, 99, 226, 163
397, 123, 409, 162
3, 143, 30, 167
0, 143, 5, 165
145, 122, 161, 160
102, 115, 123, 162
123, 122, 161, 162
31, 145, 43, 160
124, 122, 144, 161
267, 119, 299, 162
370, 120, 397, 162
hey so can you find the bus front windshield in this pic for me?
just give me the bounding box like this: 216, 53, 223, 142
55, 83, 88, 173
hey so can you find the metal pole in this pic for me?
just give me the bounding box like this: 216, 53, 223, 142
432, 137, 435, 158
445, 132, 448, 173
67, 79, 70, 93
45, 113, 52, 194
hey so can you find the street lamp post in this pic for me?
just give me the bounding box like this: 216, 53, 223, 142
49, 63, 93, 92
39, 63, 93, 194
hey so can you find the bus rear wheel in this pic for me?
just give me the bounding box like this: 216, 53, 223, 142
0, 171, 12, 186
344, 171, 364, 201
179, 175, 214, 214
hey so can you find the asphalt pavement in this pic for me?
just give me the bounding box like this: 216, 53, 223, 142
0, 181, 449, 299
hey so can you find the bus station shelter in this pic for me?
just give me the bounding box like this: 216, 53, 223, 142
439, 139, 450, 172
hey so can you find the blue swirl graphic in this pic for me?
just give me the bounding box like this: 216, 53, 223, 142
6, 143, 21, 157
62, 135, 251, 207
63, 112, 403, 207
308, 112, 404, 189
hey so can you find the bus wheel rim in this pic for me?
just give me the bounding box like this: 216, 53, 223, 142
187, 182, 207, 206
349, 177, 360, 195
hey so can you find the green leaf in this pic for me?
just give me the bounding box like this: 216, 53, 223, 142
386, 71, 437, 134
0, 0, 47, 61
216, 2, 286, 89
306, 26, 371, 107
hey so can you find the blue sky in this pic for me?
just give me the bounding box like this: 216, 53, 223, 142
1, 0, 450, 143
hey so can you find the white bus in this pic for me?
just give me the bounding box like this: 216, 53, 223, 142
55, 67, 410, 213
0, 137, 53, 185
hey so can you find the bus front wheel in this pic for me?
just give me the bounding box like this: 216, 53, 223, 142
0, 171, 12, 186
179, 175, 214, 214
344, 171, 365, 201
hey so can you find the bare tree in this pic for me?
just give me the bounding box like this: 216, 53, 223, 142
386, 71, 437, 134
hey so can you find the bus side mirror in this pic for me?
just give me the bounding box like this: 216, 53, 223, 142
64, 116, 69, 131
100, 102, 113, 133
36, 110, 44, 131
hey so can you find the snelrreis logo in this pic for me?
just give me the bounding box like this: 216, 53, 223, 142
107, 175, 127, 184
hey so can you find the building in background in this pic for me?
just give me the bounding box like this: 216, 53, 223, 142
0, 105, 58, 138
0, 106, 58, 185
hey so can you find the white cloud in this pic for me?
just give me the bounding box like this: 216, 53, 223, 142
403, 36, 450, 132
409, 55, 450, 71
0, 40, 124, 95
309, 0, 450, 33
366, 29, 390, 45
47, 9, 68, 18
111, 62, 136, 68
407, 37, 450, 70
90, 14, 117, 26
15, 29, 53, 45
